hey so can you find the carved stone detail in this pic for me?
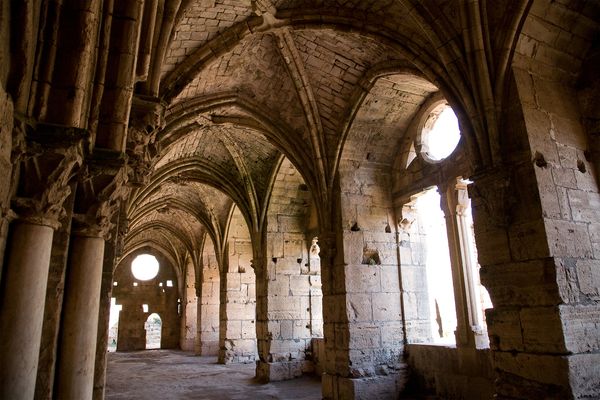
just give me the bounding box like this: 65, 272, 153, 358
469, 168, 515, 228
10, 120, 88, 228
126, 95, 165, 186
114, 216, 129, 259
73, 151, 130, 239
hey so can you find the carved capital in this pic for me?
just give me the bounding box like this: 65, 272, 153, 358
469, 168, 515, 228
10, 120, 88, 228
316, 231, 337, 263
126, 95, 165, 186
73, 150, 130, 239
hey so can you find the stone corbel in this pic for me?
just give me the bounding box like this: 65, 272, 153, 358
126, 95, 166, 187
73, 150, 130, 239
10, 119, 88, 228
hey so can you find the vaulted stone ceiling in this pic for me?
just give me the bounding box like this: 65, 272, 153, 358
126, 0, 576, 265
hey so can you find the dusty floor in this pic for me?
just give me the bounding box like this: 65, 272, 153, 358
105, 350, 322, 400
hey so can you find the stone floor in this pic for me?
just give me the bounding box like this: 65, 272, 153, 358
105, 350, 322, 400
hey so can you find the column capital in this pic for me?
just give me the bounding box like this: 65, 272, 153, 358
126, 95, 166, 187
10, 119, 88, 228
73, 150, 130, 239
316, 231, 337, 262
468, 167, 516, 228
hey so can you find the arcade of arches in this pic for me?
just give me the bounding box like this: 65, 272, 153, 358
0, 1, 599, 399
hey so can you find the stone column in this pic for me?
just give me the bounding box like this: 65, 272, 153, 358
0, 222, 55, 400
218, 239, 257, 364
320, 204, 406, 400
35, 190, 76, 400
93, 219, 121, 400
255, 234, 315, 382
55, 152, 129, 400
181, 257, 198, 352
0, 122, 85, 400
55, 233, 105, 400
440, 180, 478, 348
197, 244, 220, 356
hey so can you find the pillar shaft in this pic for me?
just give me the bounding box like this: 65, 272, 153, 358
93, 234, 118, 400
441, 182, 480, 348
0, 222, 54, 400
56, 235, 105, 400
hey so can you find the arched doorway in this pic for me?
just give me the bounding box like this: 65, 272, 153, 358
145, 313, 162, 350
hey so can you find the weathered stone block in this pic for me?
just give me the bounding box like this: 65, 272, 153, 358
520, 306, 566, 353
372, 292, 401, 322
575, 259, 600, 298
560, 304, 600, 353
345, 264, 381, 293
346, 293, 373, 322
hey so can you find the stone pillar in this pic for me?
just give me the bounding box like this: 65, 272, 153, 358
55, 152, 129, 400
197, 243, 220, 356
440, 180, 484, 348
320, 220, 406, 400
93, 220, 120, 400
255, 236, 315, 382
181, 257, 198, 352
470, 165, 599, 399
35, 190, 76, 400
218, 235, 257, 364
0, 122, 85, 400
467, 65, 600, 399
55, 233, 105, 400
0, 222, 55, 400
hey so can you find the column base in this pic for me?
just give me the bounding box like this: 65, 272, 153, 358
255, 360, 313, 382
322, 370, 408, 400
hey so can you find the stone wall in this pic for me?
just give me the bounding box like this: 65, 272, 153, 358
397, 199, 432, 344
113, 250, 180, 351
219, 207, 257, 363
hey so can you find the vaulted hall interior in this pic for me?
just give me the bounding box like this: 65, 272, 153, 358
0, 1, 599, 399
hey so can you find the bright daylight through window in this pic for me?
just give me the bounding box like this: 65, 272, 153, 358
422, 105, 461, 161
131, 254, 160, 281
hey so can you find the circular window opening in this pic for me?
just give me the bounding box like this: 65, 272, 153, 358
131, 254, 159, 281
421, 105, 461, 161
